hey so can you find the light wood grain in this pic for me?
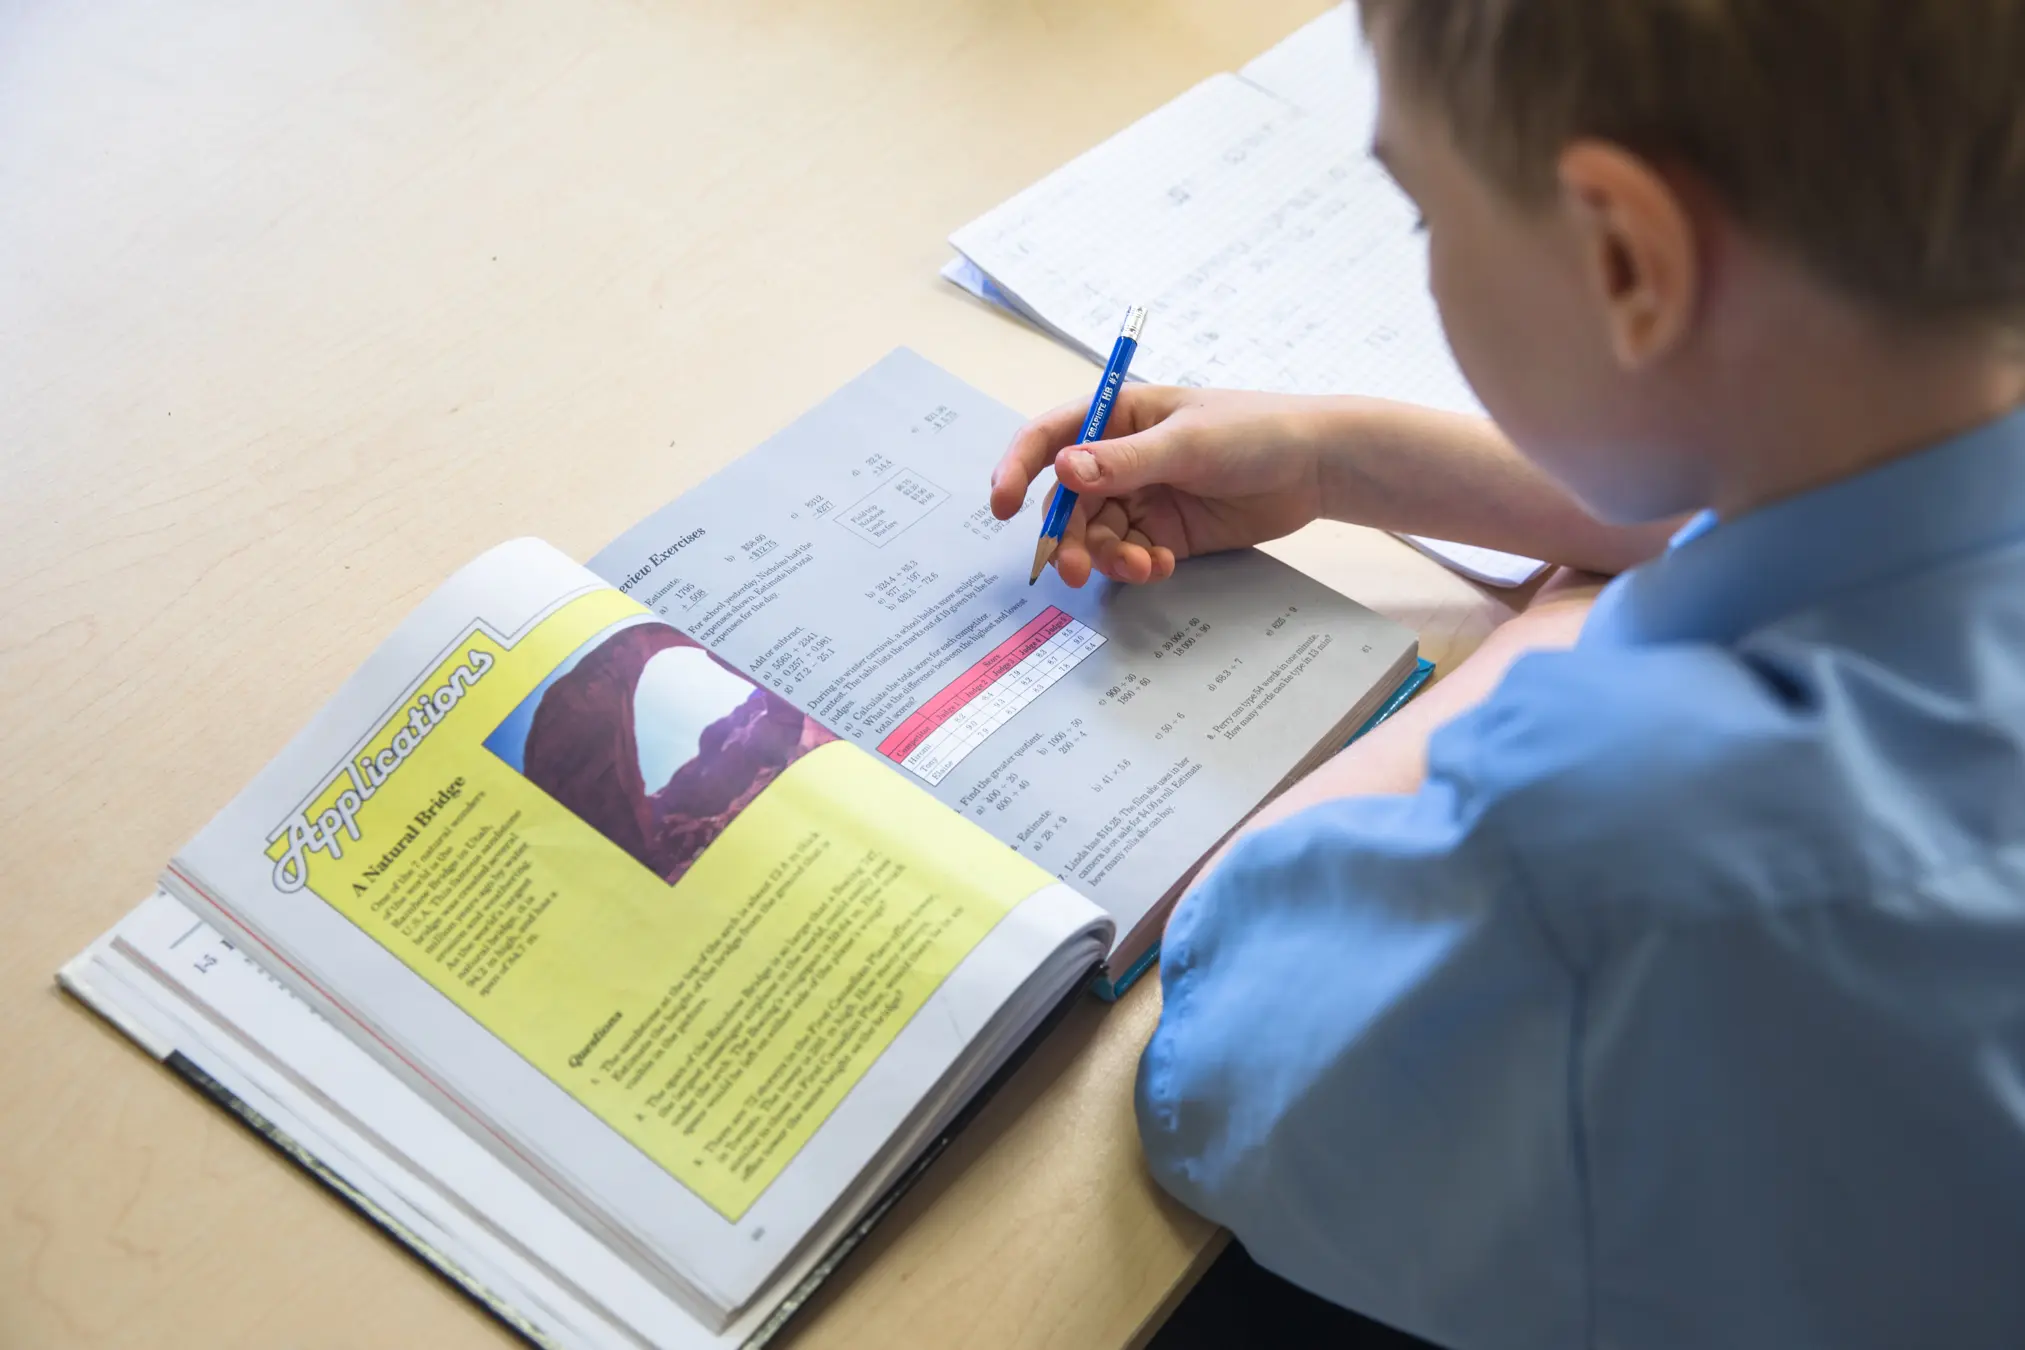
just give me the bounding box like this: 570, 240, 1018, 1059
0, 1, 1523, 1345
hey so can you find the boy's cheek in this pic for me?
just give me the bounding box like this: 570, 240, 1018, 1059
1429, 236, 1667, 517
1433, 259, 1582, 452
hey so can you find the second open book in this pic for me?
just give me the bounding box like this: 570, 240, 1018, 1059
62, 350, 1418, 1346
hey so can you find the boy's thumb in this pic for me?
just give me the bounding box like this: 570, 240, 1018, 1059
1055, 429, 1172, 495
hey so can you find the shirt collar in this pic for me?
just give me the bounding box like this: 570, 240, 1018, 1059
1590, 404, 2025, 647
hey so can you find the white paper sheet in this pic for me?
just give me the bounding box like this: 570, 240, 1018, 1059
946, 7, 1546, 589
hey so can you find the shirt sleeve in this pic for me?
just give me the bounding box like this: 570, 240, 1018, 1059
1135, 717, 1589, 1349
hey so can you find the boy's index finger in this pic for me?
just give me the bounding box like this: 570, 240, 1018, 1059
1051, 490, 1101, 587
990, 399, 1089, 518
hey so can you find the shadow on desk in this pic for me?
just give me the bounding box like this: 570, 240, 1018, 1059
785, 991, 1157, 1333
1147, 1243, 1438, 1350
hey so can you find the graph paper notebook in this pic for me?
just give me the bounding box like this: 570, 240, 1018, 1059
61, 348, 1420, 1349
942, 4, 1547, 589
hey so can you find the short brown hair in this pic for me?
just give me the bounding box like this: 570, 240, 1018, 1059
1359, 0, 2025, 320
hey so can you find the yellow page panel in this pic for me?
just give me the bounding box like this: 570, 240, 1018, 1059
265, 591, 1050, 1219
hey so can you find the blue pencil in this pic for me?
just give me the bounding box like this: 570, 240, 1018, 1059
1029, 304, 1149, 584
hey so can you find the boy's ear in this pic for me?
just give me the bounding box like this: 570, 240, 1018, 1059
1557, 141, 1699, 370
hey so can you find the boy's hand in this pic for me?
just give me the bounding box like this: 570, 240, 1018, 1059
988, 385, 1326, 586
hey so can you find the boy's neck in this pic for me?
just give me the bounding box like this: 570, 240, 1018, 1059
1703, 300, 2025, 520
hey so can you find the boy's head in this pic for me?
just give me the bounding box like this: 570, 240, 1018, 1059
1359, 0, 2025, 522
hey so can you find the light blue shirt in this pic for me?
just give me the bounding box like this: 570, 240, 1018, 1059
1137, 408, 2025, 1350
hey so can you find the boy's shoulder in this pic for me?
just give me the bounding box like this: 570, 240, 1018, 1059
1435, 631, 2025, 944
1443, 638, 1815, 821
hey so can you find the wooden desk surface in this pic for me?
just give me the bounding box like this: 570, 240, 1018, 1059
0, 2, 1525, 1345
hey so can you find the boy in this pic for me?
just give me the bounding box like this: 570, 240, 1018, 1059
987, 3, 2025, 1347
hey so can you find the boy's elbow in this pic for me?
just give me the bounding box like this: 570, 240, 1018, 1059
1133, 1010, 1243, 1225
1134, 1051, 1208, 1215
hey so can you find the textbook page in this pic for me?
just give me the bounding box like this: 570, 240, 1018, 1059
168, 537, 1109, 1321
591, 349, 1419, 953
66, 889, 1043, 1350
63, 892, 703, 1350
946, 61, 1545, 588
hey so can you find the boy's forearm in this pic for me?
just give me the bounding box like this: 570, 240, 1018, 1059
1167, 576, 1603, 936
1305, 396, 1683, 574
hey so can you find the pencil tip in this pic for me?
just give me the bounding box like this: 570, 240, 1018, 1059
1030, 535, 1058, 585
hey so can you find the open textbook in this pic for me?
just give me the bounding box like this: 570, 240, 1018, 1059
62, 349, 1421, 1348
942, 4, 1547, 589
